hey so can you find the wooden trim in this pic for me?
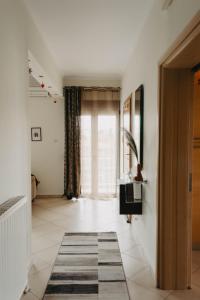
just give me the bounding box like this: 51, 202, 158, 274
158, 68, 193, 290
158, 69, 180, 289
159, 11, 200, 66
82, 87, 120, 91
176, 70, 193, 289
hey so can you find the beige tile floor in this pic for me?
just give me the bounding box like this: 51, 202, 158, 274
21, 197, 200, 300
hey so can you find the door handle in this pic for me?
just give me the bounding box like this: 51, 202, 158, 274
189, 173, 192, 192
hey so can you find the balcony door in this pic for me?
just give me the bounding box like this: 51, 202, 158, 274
81, 89, 119, 198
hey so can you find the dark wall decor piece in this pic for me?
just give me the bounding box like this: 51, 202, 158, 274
31, 127, 42, 141
134, 85, 144, 168
119, 182, 142, 215
122, 95, 132, 173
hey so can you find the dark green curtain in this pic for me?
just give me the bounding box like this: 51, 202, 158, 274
64, 86, 81, 199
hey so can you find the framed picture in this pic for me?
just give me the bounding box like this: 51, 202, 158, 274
123, 95, 132, 173
133, 85, 144, 168
31, 127, 42, 141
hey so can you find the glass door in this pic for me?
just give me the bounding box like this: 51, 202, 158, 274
98, 115, 117, 195
81, 113, 118, 198
81, 115, 92, 195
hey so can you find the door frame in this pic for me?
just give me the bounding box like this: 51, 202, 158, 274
157, 11, 200, 290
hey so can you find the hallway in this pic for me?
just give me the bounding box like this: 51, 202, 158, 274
21, 198, 200, 300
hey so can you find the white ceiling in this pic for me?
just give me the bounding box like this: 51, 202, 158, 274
25, 0, 154, 79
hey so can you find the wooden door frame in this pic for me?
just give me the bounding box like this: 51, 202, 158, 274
157, 11, 200, 290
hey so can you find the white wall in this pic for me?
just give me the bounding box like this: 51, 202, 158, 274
0, 0, 63, 203
27, 19, 62, 96
29, 97, 65, 195
0, 2, 63, 298
0, 1, 31, 297
0, 0, 30, 205
121, 0, 200, 276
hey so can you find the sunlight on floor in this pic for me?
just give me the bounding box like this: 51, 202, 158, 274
21, 197, 200, 300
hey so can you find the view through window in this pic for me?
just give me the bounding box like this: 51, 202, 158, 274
81, 114, 117, 198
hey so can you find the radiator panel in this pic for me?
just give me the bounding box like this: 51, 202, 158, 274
0, 196, 28, 300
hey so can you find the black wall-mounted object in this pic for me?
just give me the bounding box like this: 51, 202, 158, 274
119, 183, 142, 215
134, 85, 144, 168
192, 63, 200, 73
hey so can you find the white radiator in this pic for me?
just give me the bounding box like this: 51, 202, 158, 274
0, 196, 28, 300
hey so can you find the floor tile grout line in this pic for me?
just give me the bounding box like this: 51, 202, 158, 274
126, 265, 150, 281
29, 260, 53, 277
128, 278, 169, 299
29, 290, 40, 300
32, 227, 66, 240
33, 202, 78, 215
122, 251, 148, 265
32, 241, 61, 257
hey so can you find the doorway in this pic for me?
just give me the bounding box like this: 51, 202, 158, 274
191, 70, 200, 287
81, 94, 119, 199
157, 13, 200, 290
81, 114, 118, 198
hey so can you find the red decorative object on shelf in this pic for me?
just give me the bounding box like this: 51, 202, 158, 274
134, 163, 143, 182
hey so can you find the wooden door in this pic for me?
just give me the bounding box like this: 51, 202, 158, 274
192, 71, 200, 249
158, 68, 193, 289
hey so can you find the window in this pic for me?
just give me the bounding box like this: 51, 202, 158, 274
98, 115, 117, 195
81, 91, 119, 198
81, 116, 92, 195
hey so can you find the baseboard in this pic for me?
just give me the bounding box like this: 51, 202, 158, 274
36, 194, 64, 199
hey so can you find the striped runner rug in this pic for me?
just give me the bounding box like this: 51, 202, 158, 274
43, 232, 130, 299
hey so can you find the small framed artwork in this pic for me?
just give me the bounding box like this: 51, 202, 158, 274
31, 127, 42, 141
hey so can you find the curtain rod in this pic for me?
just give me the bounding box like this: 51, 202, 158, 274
82, 86, 120, 92
63, 86, 120, 92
